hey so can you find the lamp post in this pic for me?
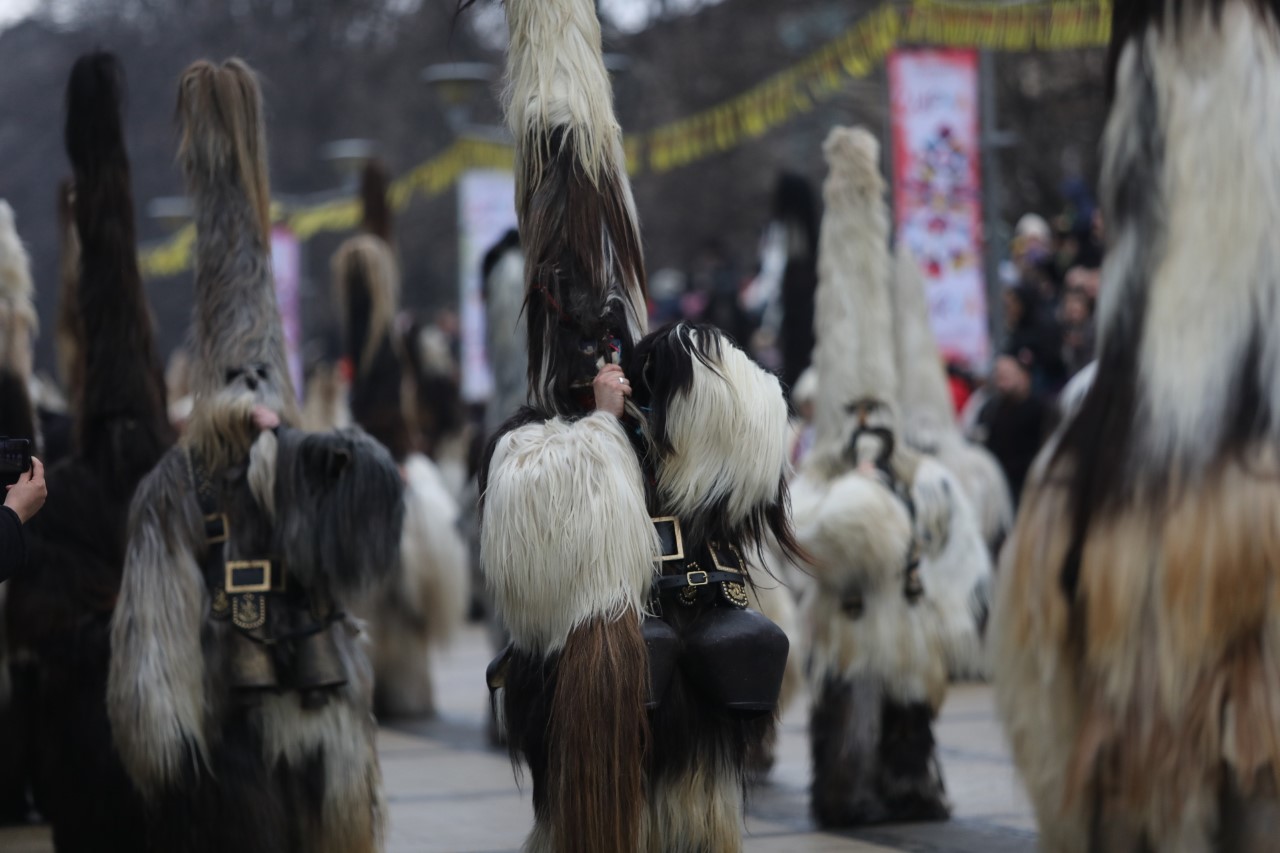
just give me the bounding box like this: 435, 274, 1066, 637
146, 197, 193, 231
318, 138, 377, 192
979, 49, 1019, 359
421, 62, 500, 138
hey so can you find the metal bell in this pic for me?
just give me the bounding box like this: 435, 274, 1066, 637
228, 630, 278, 690
292, 622, 348, 691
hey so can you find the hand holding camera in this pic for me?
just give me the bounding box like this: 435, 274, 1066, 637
4, 455, 46, 524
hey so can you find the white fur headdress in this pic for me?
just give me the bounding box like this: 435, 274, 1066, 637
810, 127, 896, 461
504, 0, 647, 416
0, 201, 37, 380
891, 242, 953, 452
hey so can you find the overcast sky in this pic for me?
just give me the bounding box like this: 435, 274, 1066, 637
0, 0, 37, 27
0, 0, 715, 32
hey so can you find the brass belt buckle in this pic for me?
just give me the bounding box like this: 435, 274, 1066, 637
652, 516, 685, 562
205, 513, 229, 544
686, 570, 709, 587
709, 542, 744, 574
226, 559, 274, 594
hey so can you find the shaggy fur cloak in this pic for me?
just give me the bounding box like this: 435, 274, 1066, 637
107, 58, 402, 853
993, 2, 1280, 849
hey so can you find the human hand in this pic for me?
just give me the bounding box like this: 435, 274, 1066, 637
251, 405, 281, 432
592, 364, 631, 419
5, 457, 46, 523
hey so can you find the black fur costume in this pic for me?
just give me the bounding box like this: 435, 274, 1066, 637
105, 58, 403, 853
4, 53, 173, 849
477, 6, 798, 850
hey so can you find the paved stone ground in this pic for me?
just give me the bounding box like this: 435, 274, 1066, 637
0, 625, 1036, 852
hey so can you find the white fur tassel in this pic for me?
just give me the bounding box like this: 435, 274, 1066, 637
482, 411, 657, 654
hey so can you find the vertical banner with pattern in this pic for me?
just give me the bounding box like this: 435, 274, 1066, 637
889, 48, 989, 369
458, 169, 519, 403
270, 225, 304, 400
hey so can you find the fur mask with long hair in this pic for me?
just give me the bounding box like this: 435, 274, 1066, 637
504, 0, 648, 416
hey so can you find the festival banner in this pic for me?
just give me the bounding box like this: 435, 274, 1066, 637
270, 224, 304, 399
457, 169, 519, 404
889, 48, 989, 369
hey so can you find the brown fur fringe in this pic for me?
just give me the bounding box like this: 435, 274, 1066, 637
546, 615, 649, 853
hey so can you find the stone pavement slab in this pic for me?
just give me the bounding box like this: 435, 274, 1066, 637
0, 624, 1037, 852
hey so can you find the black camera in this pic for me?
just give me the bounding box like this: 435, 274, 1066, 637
0, 438, 32, 476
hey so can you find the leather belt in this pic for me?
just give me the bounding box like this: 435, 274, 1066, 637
649, 517, 749, 607
653, 569, 744, 591
188, 450, 285, 630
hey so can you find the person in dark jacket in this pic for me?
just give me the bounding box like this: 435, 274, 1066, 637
975, 355, 1054, 505
1, 458, 45, 583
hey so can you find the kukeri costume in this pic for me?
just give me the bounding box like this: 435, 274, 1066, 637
3, 54, 174, 850
792, 127, 989, 828
478, 2, 797, 851
107, 59, 402, 853
993, 2, 1280, 849
332, 161, 469, 719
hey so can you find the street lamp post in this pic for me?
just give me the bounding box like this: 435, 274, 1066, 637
979, 49, 1019, 360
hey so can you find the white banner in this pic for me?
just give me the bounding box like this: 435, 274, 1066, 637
270, 225, 304, 400
889, 48, 990, 370
458, 169, 519, 403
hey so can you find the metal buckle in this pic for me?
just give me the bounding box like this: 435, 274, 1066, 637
652, 516, 685, 562
205, 513, 229, 544
709, 542, 743, 574
226, 559, 274, 594
686, 570, 709, 587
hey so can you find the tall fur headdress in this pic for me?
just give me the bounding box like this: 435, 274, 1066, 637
774, 172, 820, 394
504, 0, 648, 416
891, 242, 954, 453
178, 59, 299, 465
332, 237, 400, 378
330, 156, 414, 459
360, 158, 394, 244
55, 180, 83, 406
65, 51, 173, 475
333, 158, 400, 378
0, 200, 37, 382
809, 127, 897, 469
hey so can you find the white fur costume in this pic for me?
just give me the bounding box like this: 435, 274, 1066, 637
797, 126, 988, 827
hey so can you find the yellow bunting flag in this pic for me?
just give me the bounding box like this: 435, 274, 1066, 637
139, 0, 1109, 277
